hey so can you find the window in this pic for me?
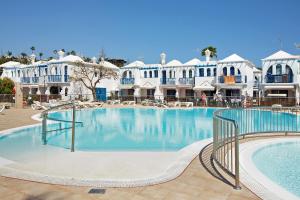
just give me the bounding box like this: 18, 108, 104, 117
122, 71, 127, 78
94, 72, 98, 77
213, 68, 216, 76
64, 65, 68, 75
11, 71, 13, 77
223, 67, 227, 76
149, 71, 153, 78
169, 70, 172, 78
237, 69, 241, 75
276, 64, 282, 75
154, 70, 158, 78
17, 70, 20, 77
267, 66, 273, 75
129, 71, 132, 78
199, 68, 204, 77
207, 68, 211, 76
230, 66, 235, 76
45, 68, 48, 75
189, 69, 193, 78
55, 67, 58, 75
144, 71, 147, 78
182, 70, 186, 78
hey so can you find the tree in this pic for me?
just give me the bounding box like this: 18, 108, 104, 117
0, 77, 15, 94
20, 52, 27, 58
39, 52, 43, 60
70, 50, 76, 55
70, 62, 118, 100
30, 46, 35, 53
201, 46, 217, 58
53, 49, 58, 55
7, 51, 12, 57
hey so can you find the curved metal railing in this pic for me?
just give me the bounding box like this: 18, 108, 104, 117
212, 106, 300, 189
41, 102, 83, 152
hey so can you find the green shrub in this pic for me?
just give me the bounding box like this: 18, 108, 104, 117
0, 78, 15, 94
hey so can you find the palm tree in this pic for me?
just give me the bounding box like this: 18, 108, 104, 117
30, 46, 35, 54
7, 51, 12, 57
39, 52, 43, 60
70, 50, 76, 55
53, 49, 58, 55
201, 46, 217, 58
20, 52, 27, 58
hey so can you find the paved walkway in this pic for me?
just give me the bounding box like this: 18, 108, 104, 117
0, 107, 259, 200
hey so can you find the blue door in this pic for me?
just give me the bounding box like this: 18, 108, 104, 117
95, 88, 106, 102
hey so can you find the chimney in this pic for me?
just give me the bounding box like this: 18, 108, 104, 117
92, 56, 97, 63
160, 52, 166, 65
205, 49, 211, 62
30, 54, 36, 64
57, 50, 65, 59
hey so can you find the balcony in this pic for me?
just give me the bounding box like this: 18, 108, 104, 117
21, 77, 30, 84
48, 75, 62, 83
218, 75, 244, 84
31, 77, 39, 84
178, 78, 194, 85
265, 74, 293, 83
161, 78, 176, 85
120, 78, 135, 85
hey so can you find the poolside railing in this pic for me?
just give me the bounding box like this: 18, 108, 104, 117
212, 107, 300, 189
41, 102, 83, 152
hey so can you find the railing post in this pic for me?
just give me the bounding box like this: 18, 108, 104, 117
42, 113, 47, 145
71, 103, 75, 152
234, 124, 241, 190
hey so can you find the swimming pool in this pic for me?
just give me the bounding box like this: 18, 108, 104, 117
252, 141, 300, 198
0, 108, 216, 153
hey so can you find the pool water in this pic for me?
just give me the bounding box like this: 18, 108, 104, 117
0, 108, 216, 153
253, 141, 300, 197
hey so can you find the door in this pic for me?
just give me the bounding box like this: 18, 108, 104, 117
95, 88, 107, 102
162, 70, 166, 84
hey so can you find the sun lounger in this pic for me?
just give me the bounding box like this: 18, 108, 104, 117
122, 101, 135, 105
31, 101, 48, 110
0, 104, 5, 114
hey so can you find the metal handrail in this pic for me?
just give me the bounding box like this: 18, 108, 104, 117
212, 106, 300, 189
41, 102, 82, 152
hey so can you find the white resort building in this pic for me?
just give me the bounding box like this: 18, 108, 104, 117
119, 50, 261, 102
1, 49, 300, 105
260, 50, 300, 105
0, 50, 119, 101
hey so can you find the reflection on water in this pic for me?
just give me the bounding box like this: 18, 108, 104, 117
47, 108, 216, 151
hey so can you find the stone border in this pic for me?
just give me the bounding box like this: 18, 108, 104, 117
0, 108, 212, 187
240, 138, 300, 200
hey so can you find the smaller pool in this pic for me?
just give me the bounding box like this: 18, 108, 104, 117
252, 141, 300, 198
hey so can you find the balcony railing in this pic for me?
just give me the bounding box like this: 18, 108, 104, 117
161, 78, 176, 85
178, 77, 194, 85
64, 75, 70, 82
48, 75, 62, 83
31, 77, 39, 83
120, 78, 135, 85
218, 75, 244, 84
265, 74, 293, 83
21, 77, 31, 84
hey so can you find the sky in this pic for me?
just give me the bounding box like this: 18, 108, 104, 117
0, 0, 299, 66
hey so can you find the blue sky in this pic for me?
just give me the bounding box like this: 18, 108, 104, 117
0, 0, 299, 66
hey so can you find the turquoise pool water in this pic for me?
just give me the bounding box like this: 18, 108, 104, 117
253, 141, 300, 197
0, 108, 216, 153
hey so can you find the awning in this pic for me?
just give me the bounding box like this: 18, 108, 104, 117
267, 93, 287, 97
264, 85, 295, 89
119, 85, 134, 89
193, 81, 215, 91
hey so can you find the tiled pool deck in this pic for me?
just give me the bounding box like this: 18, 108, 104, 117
0, 107, 259, 200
